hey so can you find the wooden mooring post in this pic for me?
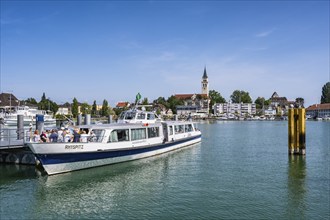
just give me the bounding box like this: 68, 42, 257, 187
288, 108, 306, 155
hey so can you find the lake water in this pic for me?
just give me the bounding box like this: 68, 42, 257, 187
0, 121, 329, 219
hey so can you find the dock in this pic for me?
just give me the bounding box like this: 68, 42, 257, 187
0, 127, 37, 165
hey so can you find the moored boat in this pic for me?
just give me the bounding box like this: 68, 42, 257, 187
27, 109, 202, 175
0, 106, 56, 127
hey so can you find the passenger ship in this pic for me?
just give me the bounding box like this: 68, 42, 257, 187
27, 109, 202, 175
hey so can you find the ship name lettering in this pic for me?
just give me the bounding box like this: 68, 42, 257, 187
65, 145, 84, 150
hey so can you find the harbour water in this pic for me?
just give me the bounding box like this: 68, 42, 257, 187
0, 121, 329, 219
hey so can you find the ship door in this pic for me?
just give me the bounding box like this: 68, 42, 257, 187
162, 123, 168, 143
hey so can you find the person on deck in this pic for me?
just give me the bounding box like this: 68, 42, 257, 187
73, 128, 81, 143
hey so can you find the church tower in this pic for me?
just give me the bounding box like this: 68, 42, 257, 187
201, 67, 209, 95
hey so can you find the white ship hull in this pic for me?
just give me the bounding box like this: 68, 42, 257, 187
35, 136, 201, 175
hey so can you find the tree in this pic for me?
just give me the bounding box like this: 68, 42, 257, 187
254, 97, 266, 109
80, 102, 91, 115
321, 82, 330, 104
153, 97, 167, 106
230, 90, 252, 103
101, 99, 109, 116
167, 95, 184, 114
141, 97, 152, 111
72, 98, 79, 118
92, 100, 97, 116
142, 97, 149, 105
24, 98, 38, 105
295, 97, 305, 107
38, 93, 48, 110
41, 92, 46, 101
49, 101, 59, 115
209, 90, 226, 113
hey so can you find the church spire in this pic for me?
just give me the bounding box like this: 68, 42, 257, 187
201, 66, 209, 95
202, 66, 208, 79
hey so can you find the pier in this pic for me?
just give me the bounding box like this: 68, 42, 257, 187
0, 127, 37, 165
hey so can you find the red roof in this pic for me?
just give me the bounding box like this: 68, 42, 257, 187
116, 102, 129, 108
306, 103, 330, 110
175, 94, 208, 99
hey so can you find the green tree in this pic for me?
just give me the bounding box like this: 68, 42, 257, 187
38, 93, 48, 110
142, 97, 149, 105
254, 97, 265, 109
295, 97, 305, 107
209, 90, 226, 113
101, 99, 109, 116
321, 82, 330, 104
153, 97, 167, 105
92, 100, 97, 116
72, 98, 79, 118
230, 90, 252, 103
80, 102, 91, 115
141, 97, 152, 111
41, 92, 46, 101
49, 101, 59, 115
167, 95, 184, 114
24, 98, 38, 105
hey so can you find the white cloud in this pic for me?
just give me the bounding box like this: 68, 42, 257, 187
255, 28, 276, 37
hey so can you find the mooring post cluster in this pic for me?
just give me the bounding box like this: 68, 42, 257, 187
288, 108, 306, 155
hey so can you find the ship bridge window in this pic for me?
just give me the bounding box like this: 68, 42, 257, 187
175, 125, 184, 134
185, 124, 193, 132
147, 113, 155, 120
131, 128, 146, 141
125, 112, 136, 120
137, 112, 146, 120
148, 127, 159, 138
108, 129, 129, 142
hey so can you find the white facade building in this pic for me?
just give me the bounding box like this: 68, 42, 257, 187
213, 103, 256, 115
56, 107, 69, 115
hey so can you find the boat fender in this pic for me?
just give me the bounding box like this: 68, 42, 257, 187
5, 153, 20, 164
143, 123, 149, 126
21, 154, 37, 165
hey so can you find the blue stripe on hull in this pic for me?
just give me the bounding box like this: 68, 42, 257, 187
37, 135, 201, 165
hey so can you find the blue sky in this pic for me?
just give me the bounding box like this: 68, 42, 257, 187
1, 1, 329, 107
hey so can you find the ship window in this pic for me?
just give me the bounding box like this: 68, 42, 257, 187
125, 112, 136, 120
108, 129, 129, 142
147, 113, 155, 120
185, 124, 193, 132
137, 112, 146, 119
169, 126, 173, 135
175, 125, 184, 134
91, 129, 105, 142
131, 128, 146, 141
148, 127, 159, 138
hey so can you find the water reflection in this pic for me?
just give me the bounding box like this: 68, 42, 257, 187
287, 155, 306, 219
29, 144, 201, 219
0, 164, 41, 185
